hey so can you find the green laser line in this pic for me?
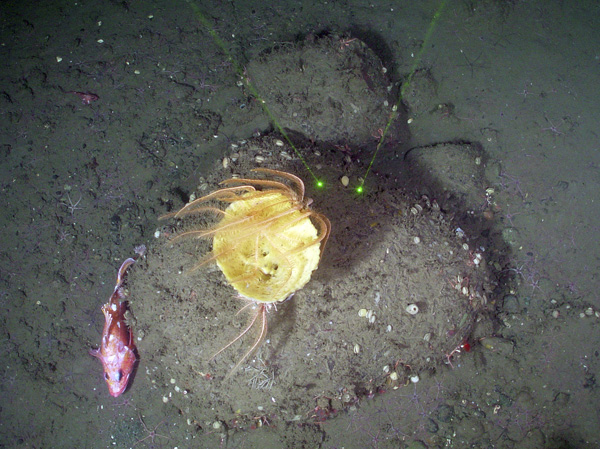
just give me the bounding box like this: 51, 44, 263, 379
357, 0, 449, 194
188, 2, 322, 187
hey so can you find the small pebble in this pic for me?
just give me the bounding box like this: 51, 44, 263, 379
502, 294, 519, 313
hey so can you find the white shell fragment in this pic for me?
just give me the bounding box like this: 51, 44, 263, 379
341, 175, 349, 187
406, 304, 419, 315
410, 204, 424, 215
353, 343, 360, 354
585, 307, 594, 316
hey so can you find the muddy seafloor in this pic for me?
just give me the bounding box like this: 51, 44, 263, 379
5, 2, 597, 447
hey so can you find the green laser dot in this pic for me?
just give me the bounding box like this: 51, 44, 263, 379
356, 185, 364, 194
